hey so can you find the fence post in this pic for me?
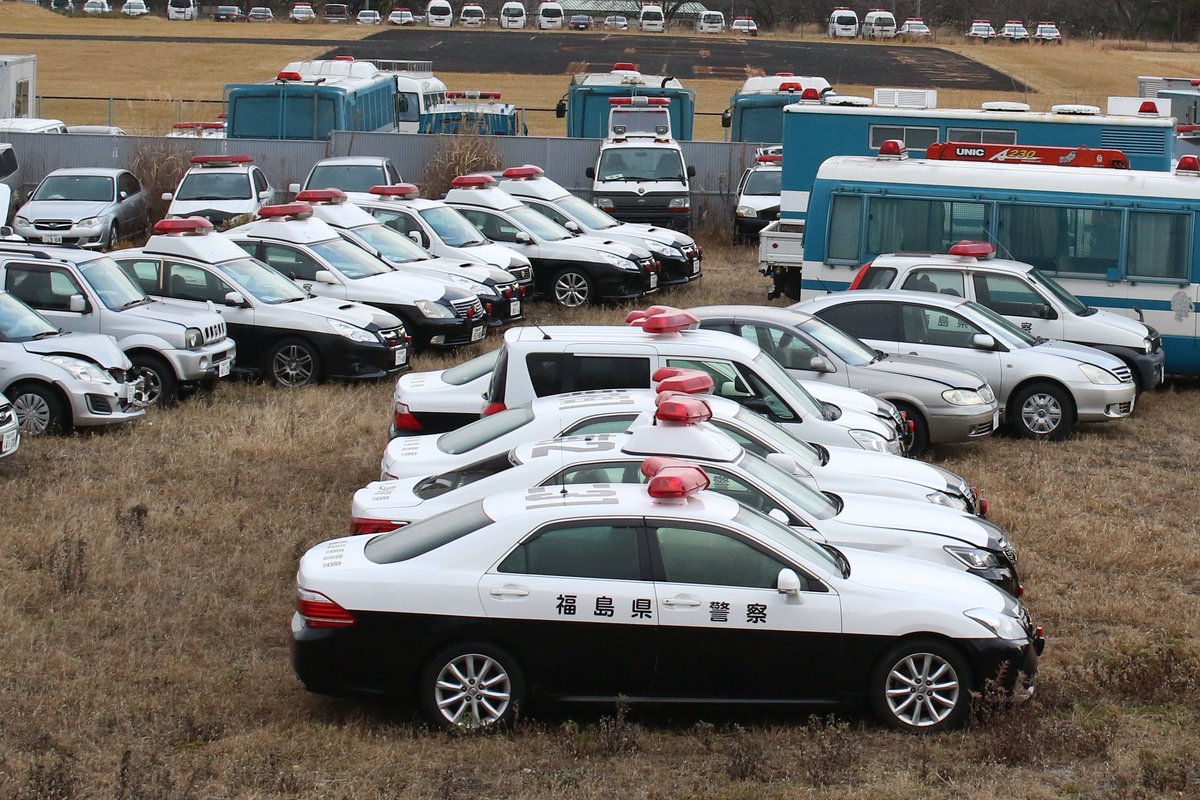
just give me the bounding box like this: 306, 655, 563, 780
108, 97, 114, 127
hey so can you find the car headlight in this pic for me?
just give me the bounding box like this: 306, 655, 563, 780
594, 197, 614, 210
42, 355, 113, 384
1142, 337, 1153, 354
848, 429, 890, 453
945, 546, 1002, 570
447, 276, 491, 295
329, 319, 376, 342
414, 299, 455, 319
942, 388, 985, 406
647, 241, 679, 257
667, 197, 689, 209
78, 216, 103, 229
735, 205, 757, 219
964, 607, 1026, 640
600, 252, 639, 271
926, 491, 968, 511
1079, 363, 1119, 385
14, 216, 29, 227
184, 327, 203, 349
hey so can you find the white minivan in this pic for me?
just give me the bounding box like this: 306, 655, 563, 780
458, 1, 484, 25
535, 0, 563, 28
638, 2, 664, 31
167, 0, 196, 19
861, 9, 896, 38
426, 0, 453, 26
499, 1, 525, 27
828, 6, 858, 36
695, 9, 723, 31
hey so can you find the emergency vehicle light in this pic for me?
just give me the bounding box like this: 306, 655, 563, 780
350, 517, 406, 535
625, 305, 699, 333
201, 122, 225, 129
800, 88, 820, 100
653, 367, 714, 395
502, 165, 545, 179
295, 189, 348, 205
190, 154, 253, 165
447, 91, 503, 99
217, 112, 227, 120
370, 183, 421, 199
276, 71, 304, 82
153, 216, 213, 236
173, 122, 204, 129
948, 241, 996, 258
1176, 155, 1200, 175
646, 464, 711, 499
612, 62, 637, 71
776, 72, 794, 77
450, 174, 497, 188
1137, 101, 1160, 115
258, 203, 313, 219
655, 395, 713, 424
639, 456, 689, 479
876, 139, 907, 160
333, 55, 355, 61
755, 153, 782, 163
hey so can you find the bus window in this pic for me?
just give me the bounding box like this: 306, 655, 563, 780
1127, 212, 1189, 280
827, 195, 862, 261
396, 93, 419, 123
998, 204, 1121, 276
868, 125, 938, 150
865, 197, 987, 255
946, 127, 1017, 144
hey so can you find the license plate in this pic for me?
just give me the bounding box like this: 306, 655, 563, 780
218, 360, 231, 377
509, 299, 521, 316
2, 430, 16, 453
470, 325, 485, 342
42, 234, 63, 244
692, 261, 700, 274
394, 347, 408, 366
649, 272, 658, 289
993, 409, 1000, 430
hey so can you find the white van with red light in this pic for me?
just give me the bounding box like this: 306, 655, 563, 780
638, 2, 664, 31
163, 154, 274, 226
827, 6, 858, 37
425, 0, 452, 25
458, 1, 484, 25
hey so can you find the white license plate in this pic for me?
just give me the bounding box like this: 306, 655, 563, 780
692, 260, 700, 274
470, 325, 485, 342
218, 359, 231, 377
509, 299, 521, 316
2, 429, 16, 453
992, 409, 1000, 430
394, 347, 408, 366
42, 234, 63, 244
650, 272, 658, 288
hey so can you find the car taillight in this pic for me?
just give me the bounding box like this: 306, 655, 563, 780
296, 587, 355, 628
848, 260, 874, 289
350, 517, 405, 535
392, 402, 421, 432
483, 401, 506, 416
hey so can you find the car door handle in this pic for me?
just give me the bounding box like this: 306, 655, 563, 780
907, 351, 919, 356
489, 586, 529, 597
662, 597, 701, 607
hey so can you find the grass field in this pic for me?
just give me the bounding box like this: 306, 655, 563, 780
1, 244, 1199, 798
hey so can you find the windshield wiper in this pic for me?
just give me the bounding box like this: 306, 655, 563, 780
1031, 336, 1049, 345
32, 330, 60, 339
118, 298, 150, 310
872, 348, 888, 364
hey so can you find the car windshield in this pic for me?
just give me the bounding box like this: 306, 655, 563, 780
738, 451, 838, 520
964, 300, 1038, 347
597, 147, 685, 182
176, 172, 251, 201
419, 205, 487, 246
306, 165, 384, 195
557, 193, 619, 229
797, 315, 877, 366
216, 258, 307, 303
509, 205, 573, 241
751, 351, 824, 417
0, 292, 59, 342
350, 224, 430, 263
502, 7, 521, 14
437, 407, 535, 454
80, 256, 148, 310
309, 239, 392, 278
33, 175, 114, 203
1028, 268, 1090, 315
733, 506, 841, 575
743, 170, 781, 196
725, 407, 823, 465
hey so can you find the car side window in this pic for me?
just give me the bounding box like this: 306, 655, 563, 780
707, 468, 798, 523
499, 523, 644, 580
5, 265, 82, 311
118, 172, 141, 198
972, 273, 1047, 319
653, 524, 793, 589
710, 422, 770, 457
372, 209, 427, 245
527, 202, 571, 227
252, 169, 269, 195
561, 415, 638, 436
165, 262, 231, 303
526, 354, 651, 396
116, 258, 161, 294
458, 209, 520, 243
814, 302, 899, 341
901, 269, 964, 297
544, 460, 642, 486
258, 244, 321, 281
385, 163, 402, 184
665, 358, 795, 421
740, 323, 818, 371
900, 303, 982, 348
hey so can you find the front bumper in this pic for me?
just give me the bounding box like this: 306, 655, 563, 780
66, 379, 146, 429
927, 402, 1000, 444
319, 336, 411, 380
413, 315, 486, 348
16, 221, 109, 248
961, 633, 1043, 696
1070, 381, 1137, 423
1095, 345, 1166, 391
735, 217, 773, 237
656, 247, 702, 285
169, 340, 237, 383
595, 263, 659, 302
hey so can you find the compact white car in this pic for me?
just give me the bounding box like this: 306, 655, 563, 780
382, 376, 988, 515
295, 478, 1043, 730
387, 7, 415, 24
1032, 21, 1062, 43
120, 0, 149, 15
290, 3, 317, 21
895, 17, 931, 37
497, 164, 702, 287
115, 218, 411, 387
226, 204, 486, 348
965, 20, 996, 40
356, 9, 381, 23
799, 291, 1137, 439
354, 184, 535, 292
82, 0, 112, 13
730, 16, 757, 35
733, 152, 781, 243
0, 392, 19, 459
0, 291, 144, 434
163, 155, 275, 226
999, 20, 1030, 41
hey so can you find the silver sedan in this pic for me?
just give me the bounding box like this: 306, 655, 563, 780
14, 168, 148, 250
691, 304, 1000, 457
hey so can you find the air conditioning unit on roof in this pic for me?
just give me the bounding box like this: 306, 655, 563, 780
873, 88, 937, 109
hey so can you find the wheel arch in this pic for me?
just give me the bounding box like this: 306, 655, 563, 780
1005, 376, 1077, 425
125, 345, 183, 379
4, 378, 74, 431
865, 631, 980, 690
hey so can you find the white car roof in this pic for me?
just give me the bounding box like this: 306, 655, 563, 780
226, 215, 342, 245
502, 324, 764, 360
497, 174, 570, 203
138, 228, 256, 263
443, 185, 524, 212
312, 156, 392, 167
872, 252, 1037, 276
305, 201, 379, 229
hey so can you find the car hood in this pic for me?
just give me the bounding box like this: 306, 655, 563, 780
124, 299, 223, 330
168, 199, 255, 218
838, 547, 1010, 613
281, 296, 401, 330
21, 332, 130, 368
616, 223, 693, 248
354, 270, 458, 302
1085, 308, 1151, 340
822, 445, 957, 493
19, 200, 114, 221
832, 492, 990, 547
869, 353, 988, 389
1030, 339, 1127, 370
570, 234, 652, 260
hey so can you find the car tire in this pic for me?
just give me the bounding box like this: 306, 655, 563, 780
106, 221, 119, 250
893, 401, 929, 459
9, 382, 69, 435
552, 268, 594, 308
868, 637, 972, 732
419, 641, 525, 730
264, 338, 321, 387
1010, 381, 1073, 440
130, 352, 180, 406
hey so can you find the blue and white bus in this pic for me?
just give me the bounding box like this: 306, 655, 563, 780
798, 152, 1200, 373
778, 101, 1176, 230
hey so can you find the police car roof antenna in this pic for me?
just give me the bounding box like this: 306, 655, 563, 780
532, 321, 552, 340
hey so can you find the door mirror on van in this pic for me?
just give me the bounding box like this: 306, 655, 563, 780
765, 452, 801, 475
808, 356, 830, 372
777, 568, 804, 597
971, 333, 996, 350
585, 167, 595, 179
514, 232, 533, 245
287, 182, 300, 195
555, 99, 566, 119
313, 270, 337, 285
161, 192, 173, 202
258, 190, 272, 200
564, 221, 581, 233
721, 109, 731, 128
68, 294, 89, 313
407, 230, 427, 247
119, 191, 128, 200
719, 379, 752, 398
1036, 304, 1055, 320
686, 165, 696, 178
223, 291, 248, 307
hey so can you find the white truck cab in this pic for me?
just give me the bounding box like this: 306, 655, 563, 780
734, 150, 782, 242
586, 97, 695, 232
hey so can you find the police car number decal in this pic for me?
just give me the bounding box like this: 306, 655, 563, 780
524, 486, 619, 509
557, 389, 636, 409
530, 438, 618, 458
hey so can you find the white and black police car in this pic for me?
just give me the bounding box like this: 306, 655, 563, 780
294, 471, 1043, 731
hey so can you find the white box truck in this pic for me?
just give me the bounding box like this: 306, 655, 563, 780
0, 55, 37, 120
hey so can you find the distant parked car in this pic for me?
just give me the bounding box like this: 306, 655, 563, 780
50, 0, 75, 13
322, 2, 349, 21
731, 16, 757, 35
66, 125, 127, 135
602, 14, 626, 29
567, 13, 591, 29
356, 8, 380, 23
999, 20, 1029, 41
212, 4, 244, 19
13, 168, 147, 250
895, 17, 931, 37
247, 5, 273, 20
1032, 21, 1062, 43
965, 20, 996, 40
82, 0, 111, 13
387, 7, 414, 23
120, 0, 149, 15
289, 2, 315, 20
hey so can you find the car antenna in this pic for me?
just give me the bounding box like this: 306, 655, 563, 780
532, 321, 552, 340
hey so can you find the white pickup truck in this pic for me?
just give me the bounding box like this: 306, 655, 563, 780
757, 218, 806, 300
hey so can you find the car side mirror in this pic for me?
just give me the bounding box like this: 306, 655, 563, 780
719, 380, 752, 398
161, 192, 173, 202
777, 568, 803, 597
972, 333, 996, 350
721, 108, 731, 128
224, 291, 248, 307
313, 269, 337, 284
768, 508, 790, 524
1037, 304, 1055, 320
119, 190, 128, 200
808, 355, 830, 372
686, 165, 696, 178
555, 99, 567, 119
585, 166, 595, 179
765, 452, 801, 475
0, 226, 13, 237
515, 231, 533, 245
68, 294, 89, 313
564, 221, 581, 233
258, 190, 272, 200
288, 182, 300, 195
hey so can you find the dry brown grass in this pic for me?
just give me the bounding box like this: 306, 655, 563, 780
1, 245, 1199, 798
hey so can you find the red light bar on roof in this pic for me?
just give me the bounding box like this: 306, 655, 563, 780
646, 464, 711, 499
613, 62, 637, 71
876, 139, 907, 160
295, 188, 348, 204
201, 122, 225, 129
502, 164, 545, 179
755, 153, 782, 163
800, 88, 820, 100
333, 55, 355, 61
276, 71, 303, 82
153, 216, 214, 235
653, 367, 714, 395
450, 174, 497, 188
776, 72, 794, 77
1138, 101, 1159, 115
1176, 155, 1200, 175
191, 154, 253, 165
625, 305, 699, 333
173, 121, 204, 129
370, 183, 421, 198
258, 203, 313, 219
947, 241, 996, 258
655, 395, 713, 424
640, 456, 690, 479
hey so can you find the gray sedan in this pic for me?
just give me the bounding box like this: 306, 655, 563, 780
14, 168, 147, 250
691, 304, 1000, 457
